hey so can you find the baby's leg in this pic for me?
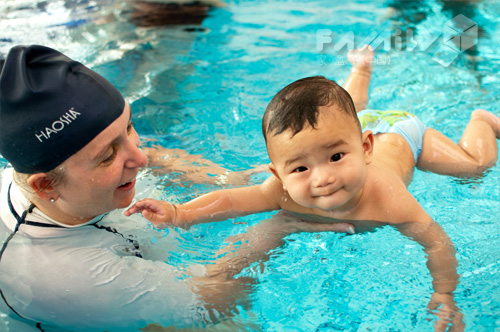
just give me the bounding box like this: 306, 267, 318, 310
417, 110, 500, 177
343, 45, 373, 112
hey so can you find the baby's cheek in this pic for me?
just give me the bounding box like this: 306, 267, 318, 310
347, 167, 366, 189
289, 186, 310, 204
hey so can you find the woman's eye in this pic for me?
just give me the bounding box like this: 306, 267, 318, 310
102, 149, 117, 165
292, 166, 308, 173
127, 121, 134, 134
331, 153, 343, 162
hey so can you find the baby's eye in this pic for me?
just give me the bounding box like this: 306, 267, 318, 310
331, 153, 344, 162
292, 166, 308, 173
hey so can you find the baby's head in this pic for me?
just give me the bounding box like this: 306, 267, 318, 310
262, 76, 372, 211
262, 76, 360, 142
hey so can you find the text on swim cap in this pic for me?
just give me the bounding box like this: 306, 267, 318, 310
35, 108, 82, 143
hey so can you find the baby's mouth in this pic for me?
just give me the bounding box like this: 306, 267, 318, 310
314, 188, 338, 197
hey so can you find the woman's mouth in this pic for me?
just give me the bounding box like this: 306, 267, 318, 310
117, 179, 136, 191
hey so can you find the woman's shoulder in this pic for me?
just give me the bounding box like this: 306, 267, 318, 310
0, 167, 13, 194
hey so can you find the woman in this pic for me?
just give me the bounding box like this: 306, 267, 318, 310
0, 45, 352, 331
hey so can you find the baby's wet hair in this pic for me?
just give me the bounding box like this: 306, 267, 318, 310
262, 76, 359, 140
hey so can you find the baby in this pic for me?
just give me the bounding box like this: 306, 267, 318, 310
126, 47, 500, 330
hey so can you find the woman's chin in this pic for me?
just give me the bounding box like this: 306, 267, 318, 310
115, 190, 136, 209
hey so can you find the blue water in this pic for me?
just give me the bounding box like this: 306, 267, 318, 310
1, 0, 500, 331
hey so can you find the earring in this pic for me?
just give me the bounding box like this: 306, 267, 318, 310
50, 198, 55, 203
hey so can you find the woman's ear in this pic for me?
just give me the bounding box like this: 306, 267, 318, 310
362, 130, 374, 164
27, 173, 58, 202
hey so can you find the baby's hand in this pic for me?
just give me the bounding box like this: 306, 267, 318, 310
347, 45, 374, 73
124, 199, 186, 229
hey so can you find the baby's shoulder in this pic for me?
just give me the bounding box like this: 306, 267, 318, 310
364, 171, 427, 223
365, 164, 403, 192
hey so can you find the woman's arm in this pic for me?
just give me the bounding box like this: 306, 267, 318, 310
143, 146, 268, 186
204, 212, 355, 280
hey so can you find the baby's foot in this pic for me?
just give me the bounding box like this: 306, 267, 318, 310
347, 45, 374, 74
471, 109, 500, 138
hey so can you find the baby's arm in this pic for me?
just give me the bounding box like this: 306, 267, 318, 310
124, 176, 283, 228
396, 219, 458, 294
395, 217, 463, 330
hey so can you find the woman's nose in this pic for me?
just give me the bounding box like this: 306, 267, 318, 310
125, 133, 148, 168
132, 147, 148, 168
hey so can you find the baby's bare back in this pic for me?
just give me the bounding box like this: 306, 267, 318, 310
372, 133, 416, 185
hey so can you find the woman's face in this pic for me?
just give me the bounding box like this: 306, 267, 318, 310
53, 103, 147, 221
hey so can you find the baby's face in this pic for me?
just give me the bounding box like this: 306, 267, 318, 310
267, 106, 372, 212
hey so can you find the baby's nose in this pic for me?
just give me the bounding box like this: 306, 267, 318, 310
312, 169, 336, 187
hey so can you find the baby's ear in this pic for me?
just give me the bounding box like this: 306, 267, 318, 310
361, 130, 374, 164
268, 163, 281, 180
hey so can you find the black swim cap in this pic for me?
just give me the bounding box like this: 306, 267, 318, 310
0, 45, 125, 173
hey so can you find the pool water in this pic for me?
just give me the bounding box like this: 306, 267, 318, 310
1, 0, 500, 331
